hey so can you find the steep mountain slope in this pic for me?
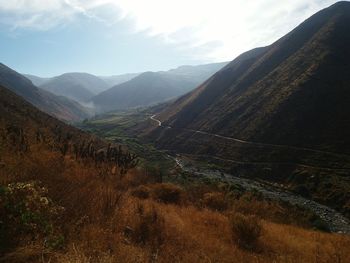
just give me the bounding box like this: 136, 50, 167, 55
0, 85, 89, 142
155, 1, 350, 155
40, 72, 109, 102
92, 62, 228, 113
138, 2, 350, 217
0, 63, 91, 122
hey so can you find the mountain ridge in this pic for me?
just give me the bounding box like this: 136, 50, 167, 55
153, 1, 350, 154
0, 63, 91, 122
92, 62, 228, 113
133, 1, 350, 215
39, 72, 109, 102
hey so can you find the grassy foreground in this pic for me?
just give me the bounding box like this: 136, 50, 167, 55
1, 143, 349, 262
0, 98, 349, 262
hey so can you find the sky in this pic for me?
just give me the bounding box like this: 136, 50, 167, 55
0, 0, 340, 77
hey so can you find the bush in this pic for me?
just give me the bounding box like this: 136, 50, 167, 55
131, 185, 151, 199
152, 183, 184, 204
202, 192, 229, 211
312, 218, 330, 232
229, 213, 262, 250
0, 181, 64, 252
131, 205, 165, 248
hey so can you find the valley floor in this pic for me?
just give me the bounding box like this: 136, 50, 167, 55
1, 109, 341, 262
171, 154, 350, 234
80, 109, 350, 221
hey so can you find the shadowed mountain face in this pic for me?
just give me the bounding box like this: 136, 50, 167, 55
91, 62, 228, 113
0, 84, 92, 142
154, 1, 350, 155
39, 73, 109, 102
0, 63, 91, 122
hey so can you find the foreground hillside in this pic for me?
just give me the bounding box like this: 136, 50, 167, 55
0, 63, 91, 122
1, 85, 349, 262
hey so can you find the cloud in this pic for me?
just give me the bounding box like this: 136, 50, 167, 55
0, 0, 340, 60
108, 0, 339, 61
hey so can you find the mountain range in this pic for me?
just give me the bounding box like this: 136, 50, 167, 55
99, 73, 140, 87
1, 2, 350, 260
0, 64, 91, 122
24, 72, 139, 90
2, 43, 348, 262
39, 73, 109, 102
24, 62, 227, 113
92, 62, 228, 113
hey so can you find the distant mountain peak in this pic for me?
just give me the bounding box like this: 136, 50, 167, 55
91, 62, 228, 113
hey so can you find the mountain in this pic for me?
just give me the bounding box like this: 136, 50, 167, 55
0, 63, 91, 122
99, 73, 140, 87
167, 62, 236, 83
39, 72, 109, 102
92, 62, 228, 113
143, 2, 350, 214
23, 74, 50, 86
25, 72, 140, 98
153, 1, 350, 155
0, 84, 93, 144
92, 71, 196, 113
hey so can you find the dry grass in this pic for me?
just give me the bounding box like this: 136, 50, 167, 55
151, 183, 184, 204
202, 192, 229, 211
52, 196, 350, 263
229, 213, 262, 250
1, 137, 350, 263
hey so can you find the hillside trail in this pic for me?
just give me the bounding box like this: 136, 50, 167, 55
150, 115, 350, 160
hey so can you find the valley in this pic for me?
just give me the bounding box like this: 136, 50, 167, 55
172, 155, 350, 234
79, 107, 350, 234
1, 1, 350, 262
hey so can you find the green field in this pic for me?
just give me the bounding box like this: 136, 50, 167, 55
78, 109, 175, 175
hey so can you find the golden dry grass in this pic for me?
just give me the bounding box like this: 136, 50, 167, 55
51, 194, 350, 263
1, 138, 350, 263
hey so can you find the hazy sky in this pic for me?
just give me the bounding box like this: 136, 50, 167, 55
0, 0, 340, 77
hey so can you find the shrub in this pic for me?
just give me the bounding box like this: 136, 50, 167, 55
229, 213, 262, 250
312, 218, 330, 232
152, 183, 184, 204
120, 170, 153, 189
131, 185, 151, 199
202, 192, 229, 211
131, 205, 165, 248
0, 181, 64, 252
